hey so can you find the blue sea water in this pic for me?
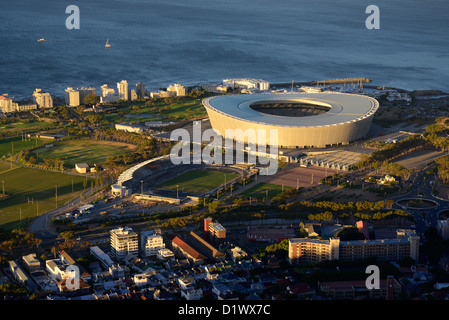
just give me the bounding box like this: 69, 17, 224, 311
0, 0, 448, 99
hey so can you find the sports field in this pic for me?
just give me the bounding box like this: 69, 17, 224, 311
33, 138, 136, 167
0, 161, 91, 229
0, 136, 51, 158
240, 182, 293, 199
157, 169, 239, 194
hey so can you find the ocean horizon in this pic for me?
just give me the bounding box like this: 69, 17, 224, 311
1, 0, 448, 99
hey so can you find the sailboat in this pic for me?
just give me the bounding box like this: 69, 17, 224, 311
105, 39, 111, 48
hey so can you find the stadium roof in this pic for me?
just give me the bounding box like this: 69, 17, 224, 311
203, 92, 378, 127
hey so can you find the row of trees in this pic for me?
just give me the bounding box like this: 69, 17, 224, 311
94, 127, 156, 149
0, 229, 42, 256
279, 199, 395, 213
424, 117, 449, 150
306, 209, 410, 223
436, 156, 449, 183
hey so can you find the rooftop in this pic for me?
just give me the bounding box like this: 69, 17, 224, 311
203, 92, 378, 127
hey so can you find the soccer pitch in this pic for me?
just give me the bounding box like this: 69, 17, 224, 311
0, 163, 91, 229
157, 169, 239, 194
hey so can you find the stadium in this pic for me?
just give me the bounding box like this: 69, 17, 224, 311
203, 92, 379, 149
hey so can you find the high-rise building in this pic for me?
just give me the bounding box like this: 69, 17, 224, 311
0, 95, 18, 113
32, 89, 53, 108
65, 87, 79, 107
167, 84, 186, 97
136, 82, 146, 99
130, 89, 138, 101
100, 84, 118, 103
65, 87, 96, 107
140, 229, 165, 257
117, 80, 129, 101
110, 227, 139, 261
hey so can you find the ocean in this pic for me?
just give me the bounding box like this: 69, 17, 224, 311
1, 0, 448, 99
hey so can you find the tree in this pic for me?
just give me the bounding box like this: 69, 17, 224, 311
60, 231, 75, 242
335, 227, 365, 241
83, 93, 100, 106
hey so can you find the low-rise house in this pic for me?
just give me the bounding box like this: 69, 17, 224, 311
157, 248, 175, 261
75, 163, 90, 174
178, 275, 195, 290
181, 288, 203, 300
57, 279, 91, 297
212, 283, 233, 297
30, 270, 58, 292
153, 288, 175, 300
9, 260, 38, 291
46, 259, 74, 281
22, 253, 41, 272
287, 283, 315, 299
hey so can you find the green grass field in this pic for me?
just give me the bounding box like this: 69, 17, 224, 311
0, 121, 57, 137
0, 162, 92, 229
101, 96, 208, 124
157, 169, 239, 194
0, 136, 52, 158
33, 138, 136, 167
240, 182, 293, 199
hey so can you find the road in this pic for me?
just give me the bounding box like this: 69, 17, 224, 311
387, 164, 449, 234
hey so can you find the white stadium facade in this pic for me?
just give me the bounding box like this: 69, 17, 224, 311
203, 92, 379, 149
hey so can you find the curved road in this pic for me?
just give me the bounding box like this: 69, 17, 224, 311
388, 165, 449, 234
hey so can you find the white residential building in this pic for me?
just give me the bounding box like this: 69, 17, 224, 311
32, 88, 53, 108
0, 95, 18, 113
157, 248, 175, 261
141, 229, 165, 257
90, 246, 114, 269
181, 288, 203, 300
65, 87, 96, 106
167, 83, 186, 96
110, 227, 139, 261
117, 80, 129, 101
45, 259, 76, 281
100, 84, 118, 103
223, 78, 269, 92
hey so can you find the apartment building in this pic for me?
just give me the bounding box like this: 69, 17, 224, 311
0, 94, 19, 113
100, 84, 118, 103
117, 80, 129, 101
141, 229, 165, 257
110, 227, 139, 261
65, 87, 96, 106
288, 232, 419, 264
222, 78, 270, 91
32, 88, 53, 108
136, 82, 146, 99
167, 83, 186, 96
204, 218, 226, 242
